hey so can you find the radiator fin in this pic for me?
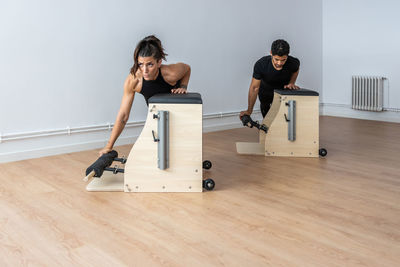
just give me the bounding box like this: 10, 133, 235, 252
352, 76, 384, 111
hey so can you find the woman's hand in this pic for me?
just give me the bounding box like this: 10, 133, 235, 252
99, 146, 113, 156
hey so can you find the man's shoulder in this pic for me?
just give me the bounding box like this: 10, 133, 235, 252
287, 55, 300, 64
285, 55, 300, 71
254, 55, 271, 69
256, 55, 271, 64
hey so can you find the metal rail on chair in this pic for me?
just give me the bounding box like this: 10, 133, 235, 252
285, 100, 296, 141
153, 110, 169, 170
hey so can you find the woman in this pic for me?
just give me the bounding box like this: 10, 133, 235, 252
99, 35, 191, 155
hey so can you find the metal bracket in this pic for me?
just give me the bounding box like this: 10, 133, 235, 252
284, 114, 289, 122
152, 130, 159, 142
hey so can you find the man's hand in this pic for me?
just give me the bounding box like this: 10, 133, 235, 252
284, 83, 300, 90
239, 110, 251, 119
171, 88, 187, 94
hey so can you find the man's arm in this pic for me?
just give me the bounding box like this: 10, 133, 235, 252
240, 78, 261, 118
284, 69, 300, 90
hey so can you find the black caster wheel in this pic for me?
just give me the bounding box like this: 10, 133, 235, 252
319, 148, 327, 157
203, 160, 212, 170
203, 178, 215, 191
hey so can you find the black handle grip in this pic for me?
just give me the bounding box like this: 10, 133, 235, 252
85, 150, 118, 177
240, 115, 268, 133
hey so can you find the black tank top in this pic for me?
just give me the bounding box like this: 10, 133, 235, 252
140, 70, 174, 105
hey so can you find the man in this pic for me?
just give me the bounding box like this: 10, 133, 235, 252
240, 39, 300, 118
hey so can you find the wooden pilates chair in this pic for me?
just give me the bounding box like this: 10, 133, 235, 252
84, 93, 215, 192
236, 89, 327, 157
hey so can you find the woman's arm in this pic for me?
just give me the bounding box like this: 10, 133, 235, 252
163, 63, 191, 94
99, 74, 137, 155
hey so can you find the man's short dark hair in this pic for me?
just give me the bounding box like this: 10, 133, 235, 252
271, 39, 290, 56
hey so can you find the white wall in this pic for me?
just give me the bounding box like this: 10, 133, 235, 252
322, 0, 400, 121
0, 0, 322, 162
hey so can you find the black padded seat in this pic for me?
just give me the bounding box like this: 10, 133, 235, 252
274, 88, 319, 96
148, 92, 203, 104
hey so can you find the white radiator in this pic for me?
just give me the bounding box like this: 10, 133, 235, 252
352, 76, 384, 111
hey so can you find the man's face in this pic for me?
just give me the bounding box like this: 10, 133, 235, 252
271, 53, 288, 70
138, 56, 162, 80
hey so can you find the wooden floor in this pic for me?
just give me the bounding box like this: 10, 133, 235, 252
1, 116, 399, 266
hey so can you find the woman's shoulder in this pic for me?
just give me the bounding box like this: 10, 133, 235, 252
160, 63, 174, 74
124, 72, 141, 92
160, 63, 188, 79
161, 62, 189, 72
125, 73, 139, 84
160, 64, 176, 81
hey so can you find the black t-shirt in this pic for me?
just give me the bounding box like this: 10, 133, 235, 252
253, 55, 300, 98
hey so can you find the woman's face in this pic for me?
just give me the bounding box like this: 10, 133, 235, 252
138, 56, 161, 80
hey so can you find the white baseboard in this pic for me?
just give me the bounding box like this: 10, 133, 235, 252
0, 110, 262, 164
3, 104, 397, 164
320, 103, 400, 123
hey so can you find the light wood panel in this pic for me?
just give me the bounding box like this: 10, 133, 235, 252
124, 103, 203, 192
237, 91, 320, 157
264, 94, 319, 157
0, 116, 399, 266
86, 172, 124, 192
